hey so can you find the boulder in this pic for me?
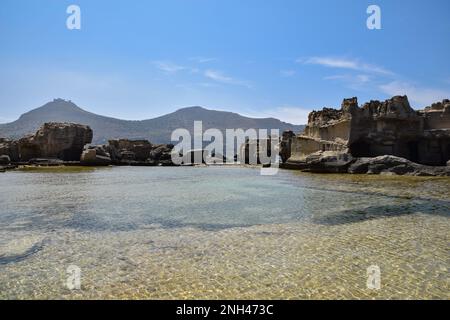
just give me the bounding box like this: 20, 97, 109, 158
447, 160, 450, 167
347, 158, 371, 174
105, 143, 120, 162
0, 155, 11, 165
108, 139, 153, 162
149, 144, 175, 164
300, 151, 354, 173
348, 155, 450, 176
18, 123, 93, 161
106, 139, 175, 165
149, 144, 172, 161
349, 155, 412, 174
80, 146, 111, 166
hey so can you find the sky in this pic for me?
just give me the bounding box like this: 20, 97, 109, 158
0, 0, 449, 124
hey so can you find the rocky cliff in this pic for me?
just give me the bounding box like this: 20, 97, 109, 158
281, 96, 450, 176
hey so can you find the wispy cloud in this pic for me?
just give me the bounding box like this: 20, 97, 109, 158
324, 74, 371, 83
299, 56, 394, 76
379, 81, 450, 107
204, 69, 251, 88
324, 74, 372, 90
189, 57, 218, 63
280, 70, 296, 77
204, 70, 233, 82
152, 61, 186, 74
307, 56, 449, 105
197, 82, 221, 88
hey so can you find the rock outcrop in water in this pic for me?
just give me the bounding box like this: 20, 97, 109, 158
108, 139, 153, 162
281, 96, 450, 176
80, 145, 112, 166
106, 139, 175, 166
348, 155, 450, 176
79, 139, 177, 166
6, 122, 93, 162
0, 123, 177, 167
148, 144, 175, 166
0, 123, 93, 163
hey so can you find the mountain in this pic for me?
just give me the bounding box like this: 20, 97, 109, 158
0, 99, 305, 144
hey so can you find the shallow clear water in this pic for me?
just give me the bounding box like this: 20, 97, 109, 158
0, 166, 448, 299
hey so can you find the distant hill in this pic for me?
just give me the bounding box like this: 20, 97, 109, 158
0, 99, 305, 144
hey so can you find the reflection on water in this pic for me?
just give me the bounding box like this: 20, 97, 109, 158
0, 166, 448, 299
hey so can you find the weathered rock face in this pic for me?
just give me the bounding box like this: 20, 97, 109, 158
106, 139, 175, 165
421, 99, 450, 130
149, 144, 174, 165
3, 124, 179, 166
0, 155, 10, 165
281, 151, 450, 176
348, 96, 425, 162
80, 145, 112, 166
0, 138, 20, 162
348, 155, 450, 176
17, 123, 93, 161
108, 139, 153, 162
284, 151, 354, 173
284, 96, 450, 168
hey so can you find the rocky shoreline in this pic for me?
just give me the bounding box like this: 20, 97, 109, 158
280, 152, 450, 176
279, 95, 450, 176
1, 95, 450, 176
0, 122, 178, 171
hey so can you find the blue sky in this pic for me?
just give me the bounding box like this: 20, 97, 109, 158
1, 0, 449, 124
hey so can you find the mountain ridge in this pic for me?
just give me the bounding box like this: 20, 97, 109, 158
0, 99, 305, 144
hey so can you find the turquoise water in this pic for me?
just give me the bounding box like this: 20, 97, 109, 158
0, 166, 449, 299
